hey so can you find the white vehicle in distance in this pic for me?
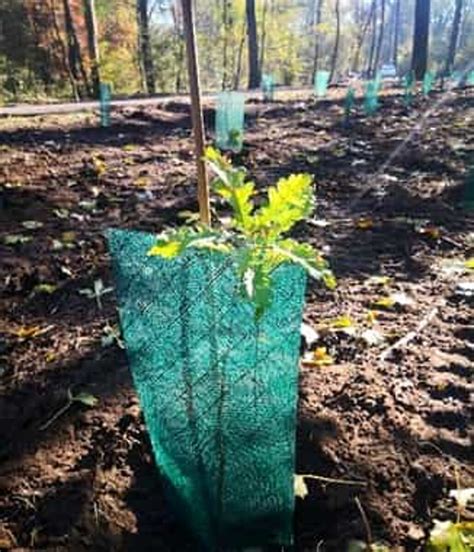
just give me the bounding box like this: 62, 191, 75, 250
380, 63, 397, 79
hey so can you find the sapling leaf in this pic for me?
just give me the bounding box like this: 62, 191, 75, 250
255, 174, 313, 238
427, 520, 473, 552
148, 240, 183, 258
149, 151, 334, 317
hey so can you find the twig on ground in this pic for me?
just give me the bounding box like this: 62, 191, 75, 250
303, 474, 367, 487
380, 303, 443, 362
355, 496, 373, 550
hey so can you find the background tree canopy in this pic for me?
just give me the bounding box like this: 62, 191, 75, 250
0, 0, 472, 101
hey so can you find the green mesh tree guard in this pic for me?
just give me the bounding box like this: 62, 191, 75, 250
345, 87, 356, 119
215, 91, 245, 152
451, 71, 463, 86
422, 71, 435, 96
463, 167, 474, 211
107, 228, 306, 550
404, 71, 415, 107
314, 70, 330, 98
262, 74, 275, 102
374, 72, 382, 92
99, 83, 111, 127
364, 80, 379, 115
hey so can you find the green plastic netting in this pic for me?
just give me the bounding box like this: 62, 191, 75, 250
404, 71, 415, 107
215, 91, 245, 152
314, 70, 330, 98
451, 70, 463, 86
423, 71, 435, 96
262, 74, 275, 102
463, 167, 474, 211
345, 87, 356, 119
107, 228, 306, 550
364, 80, 379, 115
100, 83, 111, 127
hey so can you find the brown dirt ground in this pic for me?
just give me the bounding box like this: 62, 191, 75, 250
0, 87, 473, 551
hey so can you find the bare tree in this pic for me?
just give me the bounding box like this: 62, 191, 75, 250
246, 0, 260, 89
373, 0, 385, 74
83, 0, 100, 97
222, 0, 231, 89
367, 0, 377, 76
233, 18, 246, 90
137, 0, 156, 95
353, 0, 376, 74
311, 0, 324, 83
62, 0, 90, 96
411, 0, 431, 80
392, 0, 401, 68
444, 0, 463, 76
259, 0, 269, 76
329, 0, 340, 82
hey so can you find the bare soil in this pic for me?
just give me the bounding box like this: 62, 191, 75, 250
0, 87, 473, 551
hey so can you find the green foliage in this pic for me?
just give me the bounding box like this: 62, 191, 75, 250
427, 520, 474, 552
149, 148, 334, 317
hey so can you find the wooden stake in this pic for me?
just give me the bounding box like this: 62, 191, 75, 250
181, 0, 211, 226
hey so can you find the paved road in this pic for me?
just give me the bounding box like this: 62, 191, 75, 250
0, 88, 315, 117
0, 93, 206, 117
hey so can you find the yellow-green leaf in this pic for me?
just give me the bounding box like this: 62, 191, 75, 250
148, 241, 182, 258
464, 258, 474, 270
255, 173, 313, 237
34, 284, 57, 294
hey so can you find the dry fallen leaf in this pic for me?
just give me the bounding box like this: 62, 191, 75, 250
302, 347, 334, 367
4, 234, 32, 246
61, 231, 77, 243
365, 275, 392, 287
373, 292, 414, 310
360, 328, 385, 347
294, 475, 308, 500
356, 217, 375, 230
22, 220, 44, 230
418, 226, 441, 239
11, 326, 42, 339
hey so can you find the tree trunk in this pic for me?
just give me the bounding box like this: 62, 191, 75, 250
445, 0, 463, 76
311, 0, 324, 84
329, 0, 340, 83
367, 0, 377, 77
259, 0, 269, 76
246, 0, 260, 89
373, 0, 385, 75
393, 0, 401, 68
50, 0, 79, 100
222, 0, 231, 90
83, 0, 100, 97
62, 0, 90, 96
411, 0, 431, 80
233, 19, 246, 90
352, 0, 375, 73
137, 0, 156, 95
